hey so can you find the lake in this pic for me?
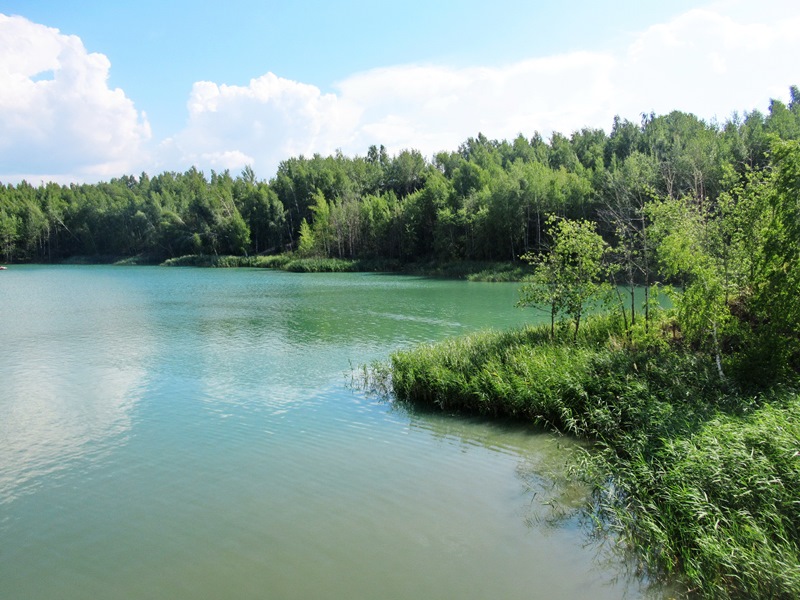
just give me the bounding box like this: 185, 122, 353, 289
0, 265, 658, 599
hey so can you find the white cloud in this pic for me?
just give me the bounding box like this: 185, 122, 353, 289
616, 5, 800, 122
165, 1, 800, 178
3, 1, 800, 183
161, 72, 362, 175
0, 14, 150, 183
165, 53, 617, 176
336, 52, 618, 154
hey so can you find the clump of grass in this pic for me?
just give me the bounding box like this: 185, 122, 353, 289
603, 398, 800, 598
283, 257, 359, 272
389, 316, 726, 445
391, 326, 595, 424
160, 254, 237, 267
247, 254, 293, 269
161, 254, 291, 268
213, 255, 249, 268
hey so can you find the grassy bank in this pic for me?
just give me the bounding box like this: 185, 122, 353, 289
386, 317, 800, 598
160, 254, 402, 271
160, 253, 531, 280
159, 254, 285, 268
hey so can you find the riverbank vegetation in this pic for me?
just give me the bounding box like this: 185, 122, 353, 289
158, 253, 529, 280
385, 136, 800, 597
388, 322, 799, 597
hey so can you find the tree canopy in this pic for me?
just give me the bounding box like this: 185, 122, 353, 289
1, 86, 797, 267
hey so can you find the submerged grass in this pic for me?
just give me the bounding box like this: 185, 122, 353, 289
387, 315, 800, 598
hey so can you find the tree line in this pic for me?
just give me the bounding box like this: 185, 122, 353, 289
1, 86, 799, 271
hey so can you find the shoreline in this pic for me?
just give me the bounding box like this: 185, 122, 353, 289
14, 254, 534, 282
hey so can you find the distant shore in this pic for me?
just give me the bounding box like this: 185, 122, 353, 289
21, 254, 533, 282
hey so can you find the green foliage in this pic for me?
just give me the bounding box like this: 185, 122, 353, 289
647, 196, 733, 378
297, 218, 316, 257
519, 216, 610, 339
753, 140, 800, 371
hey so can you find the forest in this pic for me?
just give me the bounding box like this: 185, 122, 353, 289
2, 86, 800, 270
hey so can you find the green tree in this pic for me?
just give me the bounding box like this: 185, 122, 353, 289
309, 190, 332, 256
751, 139, 800, 371
647, 196, 729, 378
600, 151, 658, 332
0, 209, 20, 263
519, 216, 609, 339
517, 246, 564, 339
386, 149, 426, 197
297, 218, 316, 257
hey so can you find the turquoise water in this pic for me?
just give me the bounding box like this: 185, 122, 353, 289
0, 266, 656, 599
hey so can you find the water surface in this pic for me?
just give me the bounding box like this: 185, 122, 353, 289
1, 266, 655, 599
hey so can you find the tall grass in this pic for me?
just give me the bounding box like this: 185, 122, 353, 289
160, 254, 245, 267
606, 398, 800, 598
387, 315, 800, 598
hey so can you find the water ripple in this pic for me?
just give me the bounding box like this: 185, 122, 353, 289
0, 266, 658, 600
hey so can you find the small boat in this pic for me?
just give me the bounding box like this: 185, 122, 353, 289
0, 266, 7, 270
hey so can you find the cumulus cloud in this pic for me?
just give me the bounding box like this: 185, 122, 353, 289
160, 73, 361, 175
337, 52, 617, 154
164, 54, 617, 176
3, 1, 800, 183
164, 1, 800, 178
0, 14, 150, 183
615, 5, 800, 122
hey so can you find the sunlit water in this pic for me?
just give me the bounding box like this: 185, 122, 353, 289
1, 266, 660, 599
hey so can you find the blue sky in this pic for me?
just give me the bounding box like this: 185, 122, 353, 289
1, 1, 799, 183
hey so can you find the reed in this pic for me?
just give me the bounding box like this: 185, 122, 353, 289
282, 257, 359, 272
604, 398, 800, 598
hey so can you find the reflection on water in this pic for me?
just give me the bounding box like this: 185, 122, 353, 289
0, 266, 664, 599
0, 267, 150, 503
392, 401, 590, 522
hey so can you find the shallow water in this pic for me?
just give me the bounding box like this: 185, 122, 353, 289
0, 265, 658, 599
